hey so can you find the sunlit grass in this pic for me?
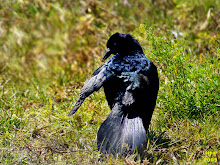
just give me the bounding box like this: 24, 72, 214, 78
0, 0, 219, 164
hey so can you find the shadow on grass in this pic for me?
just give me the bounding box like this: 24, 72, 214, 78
137, 129, 181, 164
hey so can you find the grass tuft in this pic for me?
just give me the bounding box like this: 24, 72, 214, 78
0, 0, 219, 164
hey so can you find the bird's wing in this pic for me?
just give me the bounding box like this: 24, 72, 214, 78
69, 65, 112, 116
121, 72, 149, 106
92, 64, 105, 76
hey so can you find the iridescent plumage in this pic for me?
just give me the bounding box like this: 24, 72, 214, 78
69, 33, 159, 155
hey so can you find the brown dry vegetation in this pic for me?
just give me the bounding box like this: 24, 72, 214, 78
0, 0, 219, 164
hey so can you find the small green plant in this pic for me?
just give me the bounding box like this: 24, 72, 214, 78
136, 24, 219, 120
0, 0, 219, 164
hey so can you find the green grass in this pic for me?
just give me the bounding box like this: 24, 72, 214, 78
0, 0, 219, 164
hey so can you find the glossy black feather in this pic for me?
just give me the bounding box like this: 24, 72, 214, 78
69, 33, 159, 155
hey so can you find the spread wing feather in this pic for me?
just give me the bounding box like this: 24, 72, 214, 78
68, 66, 111, 116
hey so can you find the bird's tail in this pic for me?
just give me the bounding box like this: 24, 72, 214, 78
97, 103, 146, 155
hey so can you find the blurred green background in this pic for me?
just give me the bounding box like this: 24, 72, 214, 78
0, 0, 219, 164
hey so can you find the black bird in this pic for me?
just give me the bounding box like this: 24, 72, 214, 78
69, 33, 159, 155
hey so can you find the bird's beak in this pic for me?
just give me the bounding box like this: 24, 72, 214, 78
102, 48, 113, 61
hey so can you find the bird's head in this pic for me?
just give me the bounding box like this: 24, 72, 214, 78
103, 33, 143, 61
